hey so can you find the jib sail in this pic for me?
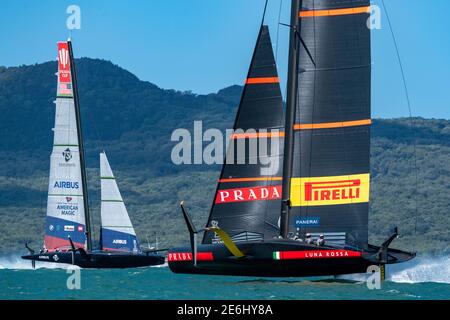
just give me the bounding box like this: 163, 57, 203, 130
203, 25, 284, 244
44, 42, 87, 251
288, 0, 372, 249
100, 152, 139, 253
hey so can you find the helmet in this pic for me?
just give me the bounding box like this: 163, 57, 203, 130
320, 234, 324, 239
306, 233, 311, 238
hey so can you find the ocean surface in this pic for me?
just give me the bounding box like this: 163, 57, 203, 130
1, 255, 449, 300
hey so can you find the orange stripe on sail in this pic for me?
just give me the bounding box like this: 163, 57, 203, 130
219, 177, 283, 183
231, 132, 285, 139
299, 6, 370, 18
246, 77, 280, 84
294, 119, 372, 130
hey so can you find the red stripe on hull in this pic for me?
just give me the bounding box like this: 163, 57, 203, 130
277, 250, 361, 260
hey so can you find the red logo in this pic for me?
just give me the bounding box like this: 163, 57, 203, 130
215, 185, 282, 204
58, 42, 71, 83
77, 226, 84, 232
305, 179, 361, 202
168, 252, 214, 262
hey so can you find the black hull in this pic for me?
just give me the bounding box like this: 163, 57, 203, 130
22, 251, 165, 269
169, 240, 415, 277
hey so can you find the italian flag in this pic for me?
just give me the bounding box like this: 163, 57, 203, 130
273, 252, 281, 260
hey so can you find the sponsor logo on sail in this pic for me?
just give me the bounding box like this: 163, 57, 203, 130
216, 185, 282, 204
59, 48, 69, 69
59, 83, 73, 96
57, 203, 78, 216
63, 148, 72, 162
112, 239, 127, 245
59, 162, 76, 168
290, 174, 370, 207
53, 181, 79, 189
58, 42, 71, 83
295, 217, 320, 227
64, 225, 75, 232
59, 148, 75, 167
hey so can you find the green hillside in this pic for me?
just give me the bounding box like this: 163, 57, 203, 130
0, 60, 449, 255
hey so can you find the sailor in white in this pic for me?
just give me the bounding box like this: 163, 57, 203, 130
293, 228, 302, 241
317, 234, 325, 246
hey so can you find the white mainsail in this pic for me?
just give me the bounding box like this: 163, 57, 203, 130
44, 42, 86, 251
100, 152, 139, 253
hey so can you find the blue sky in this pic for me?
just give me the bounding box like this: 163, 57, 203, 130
0, 0, 449, 119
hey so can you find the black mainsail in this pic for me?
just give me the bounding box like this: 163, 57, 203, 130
285, 0, 372, 249
203, 25, 284, 244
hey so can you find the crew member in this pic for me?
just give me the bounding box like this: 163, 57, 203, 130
317, 234, 325, 246
293, 228, 302, 241
305, 233, 313, 244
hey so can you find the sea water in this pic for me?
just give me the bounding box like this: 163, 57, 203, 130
0, 255, 449, 300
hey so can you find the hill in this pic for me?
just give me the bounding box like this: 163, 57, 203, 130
0, 59, 449, 255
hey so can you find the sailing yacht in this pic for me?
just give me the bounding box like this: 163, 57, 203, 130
22, 41, 165, 269
169, 0, 415, 277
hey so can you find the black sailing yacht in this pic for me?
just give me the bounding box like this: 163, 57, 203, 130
169, 0, 415, 277
22, 40, 165, 269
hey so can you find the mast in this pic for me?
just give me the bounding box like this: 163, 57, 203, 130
280, 0, 301, 238
67, 40, 92, 251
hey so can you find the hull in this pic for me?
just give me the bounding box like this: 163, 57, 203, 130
22, 250, 165, 269
168, 240, 415, 277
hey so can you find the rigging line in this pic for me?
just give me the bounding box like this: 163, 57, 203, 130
275, 0, 283, 63
261, 0, 269, 26
279, 23, 316, 67
304, 0, 317, 226
381, 0, 419, 234
296, 33, 316, 68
